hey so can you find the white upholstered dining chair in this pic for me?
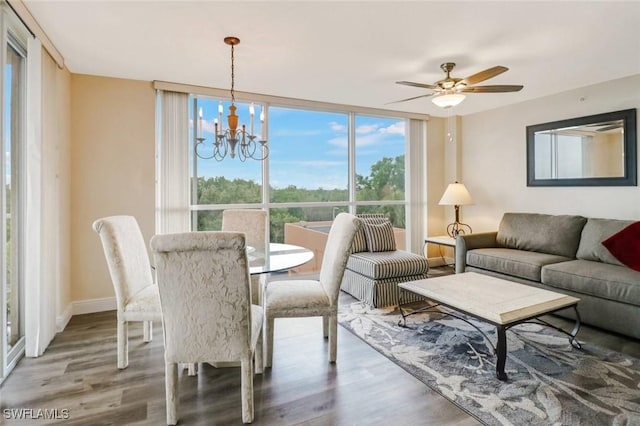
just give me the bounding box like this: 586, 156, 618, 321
92, 215, 161, 369
150, 231, 263, 425
262, 212, 361, 367
222, 209, 268, 305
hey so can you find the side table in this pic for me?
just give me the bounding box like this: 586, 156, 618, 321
424, 235, 456, 269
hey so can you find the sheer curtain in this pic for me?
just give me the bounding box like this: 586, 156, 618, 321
155, 90, 190, 234
407, 118, 427, 254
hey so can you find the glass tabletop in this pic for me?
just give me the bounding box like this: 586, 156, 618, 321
248, 243, 314, 275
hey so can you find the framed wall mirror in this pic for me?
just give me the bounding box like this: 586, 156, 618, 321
527, 109, 637, 186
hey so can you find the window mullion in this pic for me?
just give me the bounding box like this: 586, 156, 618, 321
348, 112, 356, 214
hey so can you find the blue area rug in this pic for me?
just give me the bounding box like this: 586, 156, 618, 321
338, 301, 640, 426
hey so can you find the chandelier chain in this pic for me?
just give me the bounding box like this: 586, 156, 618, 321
194, 36, 268, 161
230, 42, 235, 104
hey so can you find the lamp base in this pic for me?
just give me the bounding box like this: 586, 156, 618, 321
446, 221, 472, 238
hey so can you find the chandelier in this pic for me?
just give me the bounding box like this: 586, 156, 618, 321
195, 36, 268, 161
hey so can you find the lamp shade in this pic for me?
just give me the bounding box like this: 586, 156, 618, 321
432, 93, 466, 108
438, 182, 474, 206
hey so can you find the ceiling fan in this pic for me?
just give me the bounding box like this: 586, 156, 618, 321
391, 62, 523, 107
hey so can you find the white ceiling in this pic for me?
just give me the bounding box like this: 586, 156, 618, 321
23, 1, 640, 117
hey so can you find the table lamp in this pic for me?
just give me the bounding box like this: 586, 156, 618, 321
439, 182, 473, 238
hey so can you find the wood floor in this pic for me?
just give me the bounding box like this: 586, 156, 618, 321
2, 288, 639, 425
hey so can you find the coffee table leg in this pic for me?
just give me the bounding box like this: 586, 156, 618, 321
397, 288, 408, 327
495, 325, 508, 381
569, 305, 582, 349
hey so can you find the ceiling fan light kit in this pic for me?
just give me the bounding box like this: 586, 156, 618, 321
432, 93, 466, 108
393, 62, 523, 109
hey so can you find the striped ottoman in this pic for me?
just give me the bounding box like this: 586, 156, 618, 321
341, 250, 429, 307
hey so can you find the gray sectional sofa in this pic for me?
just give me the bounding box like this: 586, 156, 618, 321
456, 213, 640, 339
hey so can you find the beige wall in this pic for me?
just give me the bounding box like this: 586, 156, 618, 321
425, 115, 469, 260
460, 74, 640, 232
70, 75, 155, 302
425, 116, 450, 258
65, 73, 639, 304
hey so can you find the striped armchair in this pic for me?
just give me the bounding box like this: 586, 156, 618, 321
340, 214, 429, 307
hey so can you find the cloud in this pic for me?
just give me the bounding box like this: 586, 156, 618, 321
379, 121, 405, 136
326, 127, 405, 153
356, 124, 379, 134
329, 121, 347, 132
271, 160, 346, 167
271, 128, 323, 137
356, 121, 405, 136
327, 136, 348, 148
190, 118, 218, 135
270, 167, 347, 190
356, 134, 383, 147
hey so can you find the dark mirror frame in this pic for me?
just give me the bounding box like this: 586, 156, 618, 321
526, 108, 637, 187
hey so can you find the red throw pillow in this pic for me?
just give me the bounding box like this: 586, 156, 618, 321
602, 222, 640, 272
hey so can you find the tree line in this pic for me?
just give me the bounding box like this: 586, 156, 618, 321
195, 155, 405, 241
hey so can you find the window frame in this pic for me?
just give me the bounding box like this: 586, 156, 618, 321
0, 3, 29, 384
188, 99, 409, 226
154, 81, 429, 253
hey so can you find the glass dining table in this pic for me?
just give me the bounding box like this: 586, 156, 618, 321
248, 243, 314, 275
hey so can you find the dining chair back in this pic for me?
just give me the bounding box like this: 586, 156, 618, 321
222, 209, 267, 253
263, 212, 361, 367
92, 215, 161, 369
151, 231, 263, 424
222, 208, 268, 304
319, 213, 363, 305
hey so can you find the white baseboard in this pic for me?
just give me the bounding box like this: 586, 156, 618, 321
56, 303, 73, 333
72, 296, 116, 316
54, 297, 117, 333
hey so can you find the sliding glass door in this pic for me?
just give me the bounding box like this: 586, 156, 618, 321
1, 30, 26, 382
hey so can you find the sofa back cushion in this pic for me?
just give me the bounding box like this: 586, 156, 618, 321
496, 213, 587, 258
576, 218, 635, 266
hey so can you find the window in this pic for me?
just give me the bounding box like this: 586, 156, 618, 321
158, 89, 426, 273
269, 107, 348, 202
354, 115, 405, 231
1, 20, 27, 381
190, 97, 263, 231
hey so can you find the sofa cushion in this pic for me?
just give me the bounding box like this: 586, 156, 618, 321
602, 222, 640, 272
351, 214, 388, 253
576, 218, 634, 266
541, 259, 640, 306
496, 213, 587, 258
467, 248, 572, 282
346, 250, 429, 280
363, 221, 396, 252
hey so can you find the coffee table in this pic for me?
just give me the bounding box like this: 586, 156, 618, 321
398, 272, 581, 381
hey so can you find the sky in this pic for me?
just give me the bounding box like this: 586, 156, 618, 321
191, 98, 405, 191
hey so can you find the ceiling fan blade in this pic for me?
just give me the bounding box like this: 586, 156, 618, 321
396, 80, 438, 90
459, 66, 508, 86
460, 85, 523, 93
385, 93, 435, 105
